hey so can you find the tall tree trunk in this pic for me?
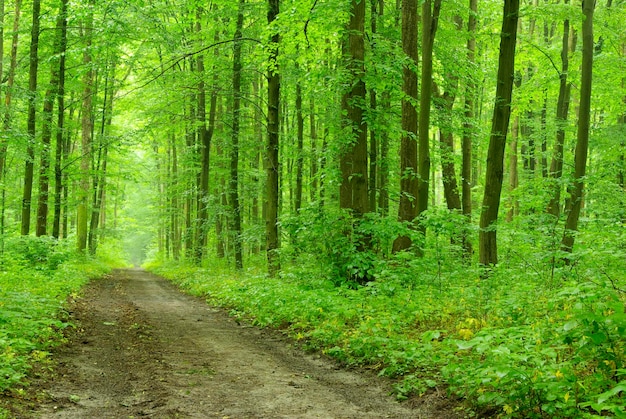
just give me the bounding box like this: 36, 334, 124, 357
435, 81, 462, 214
230, 0, 244, 269
88, 60, 115, 255
478, 0, 520, 269
21, 0, 41, 236
416, 0, 441, 233
77, 2, 95, 252
393, 0, 419, 252
52, 0, 68, 239
35, 60, 59, 237
340, 0, 368, 218
547, 9, 575, 217
378, 92, 390, 216
266, 0, 281, 275
561, 0, 595, 255
295, 76, 304, 212
507, 115, 520, 222
309, 98, 318, 202
463, 0, 478, 244
368, 0, 381, 213
170, 134, 181, 260
193, 9, 215, 263
1, 0, 22, 242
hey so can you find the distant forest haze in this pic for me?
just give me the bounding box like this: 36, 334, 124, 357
1, 0, 626, 416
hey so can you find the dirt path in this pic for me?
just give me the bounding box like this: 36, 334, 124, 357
5, 269, 460, 418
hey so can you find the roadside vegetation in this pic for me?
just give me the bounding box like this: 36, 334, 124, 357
0, 237, 121, 416
148, 214, 626, 419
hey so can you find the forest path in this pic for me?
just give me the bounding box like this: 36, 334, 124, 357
14, 269, 458, 418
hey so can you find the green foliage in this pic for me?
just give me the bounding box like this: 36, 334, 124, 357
151, 215, 626, 417
283, 206, 408, 285
0, 237, 112, 394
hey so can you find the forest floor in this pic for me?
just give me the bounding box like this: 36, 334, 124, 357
2, 269, 464, 418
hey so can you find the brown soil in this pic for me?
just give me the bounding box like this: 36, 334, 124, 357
2, 269, 464, 418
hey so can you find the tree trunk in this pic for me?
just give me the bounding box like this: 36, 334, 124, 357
295, 78, 304, 212
230, 0, 244, 270
77, 2, 95, 252
52, 0, 68, 239
340, 0, 368, 218
547, 10, 575, 218
21, 0, 41, 236
266, 0, 281, 275
507, 115, 520, 222
478, 0, 520, 269
1, 0, 21, 242
416, 0, 441, 231
393, 0, 419, 252
561, 0, 595, 255
309, 98, 318, 202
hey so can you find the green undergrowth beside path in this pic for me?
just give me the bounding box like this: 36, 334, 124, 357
149, 247, 626, 418
0, 236, 122, 412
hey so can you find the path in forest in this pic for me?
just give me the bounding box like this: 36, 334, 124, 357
9, 269, 461, 418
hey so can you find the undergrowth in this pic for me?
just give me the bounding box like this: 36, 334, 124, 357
0, 236, 118, 416
148, 214, 626, 418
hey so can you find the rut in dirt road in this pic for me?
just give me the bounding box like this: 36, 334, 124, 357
26, 269, 460, 418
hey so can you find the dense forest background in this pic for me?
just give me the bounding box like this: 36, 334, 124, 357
1, 0, 625, 417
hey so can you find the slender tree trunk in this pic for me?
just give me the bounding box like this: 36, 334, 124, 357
561, 0, 595, 255
435, 83, 462, 213
35, 56, 59, 237
230, 0, 244, 269
507, 115, 520, 222
52, 0, 68, 239
547, 10, 575, 217
266, 0, 281, 275
416, 0, 441, 230
0, 0, 21, 178
378, 92, 390, 216
368, 0, 381, 213
295, 77, 304, 212
193, 9, 215, 263
393, 0, 419, 252
309, 98, 318, 202
21, 0, 41, 236
77, 2, 95, 252
478, 0, 520, 269
170, 134, 180, 260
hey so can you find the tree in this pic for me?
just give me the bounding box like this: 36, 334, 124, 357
339, 0, 368, 218
21, 0, 42, 236
547, 2, 575, 218
230, 0, 244, 270
77, 1, 95, 252
561, 0, 596, 255
52, 0, 69, 239
266, 0, 281, 275
393, 0, 419, 252
478, 0, 520, 269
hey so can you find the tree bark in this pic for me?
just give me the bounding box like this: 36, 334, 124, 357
295, 76, 304, 212
478, 0, 520, 269
547, 9, 575, 217
266, 0, 281, 275
340, 0, 368, 218
52, 0, 68, 239
561, 0, 595, 255
230, 0, 244, 269
393, 0, 419, 252
21, 0, 42, 236
77, 2, 95, 252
